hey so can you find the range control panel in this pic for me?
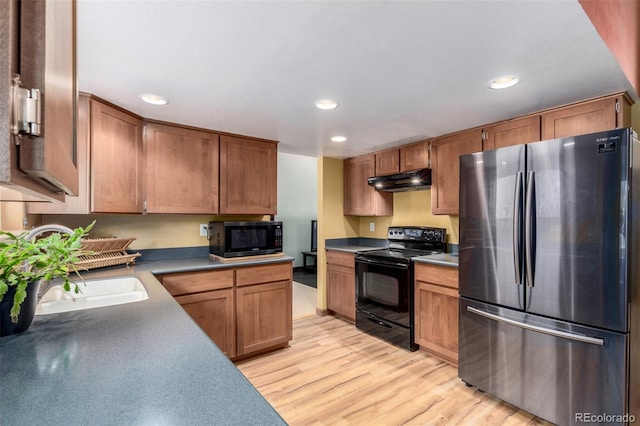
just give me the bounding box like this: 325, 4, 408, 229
387, 226, 446, 243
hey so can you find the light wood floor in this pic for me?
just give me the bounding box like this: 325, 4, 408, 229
236, 315, 553, 426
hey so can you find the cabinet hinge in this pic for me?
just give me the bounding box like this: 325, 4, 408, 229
143, 125, 147, 136
615, 100, 621, 113
11, 75, 42, 138
481, 130, 487, 140
427, 142, 432, 168
143, 201, 147, 214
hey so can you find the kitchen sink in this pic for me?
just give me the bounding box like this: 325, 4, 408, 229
35, 276, 148, 315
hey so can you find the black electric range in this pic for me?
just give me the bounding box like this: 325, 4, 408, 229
354, 226, 447, 350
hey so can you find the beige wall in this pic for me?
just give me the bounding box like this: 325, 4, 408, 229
0, 202, 25, 232
38, 214, 266, 250
355, 191, 459, 244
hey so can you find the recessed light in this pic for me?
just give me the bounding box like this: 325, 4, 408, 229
331, 136, 347, 143
139, 94, 169, 105
315, 99, 339, 110
488, 75, 520, 90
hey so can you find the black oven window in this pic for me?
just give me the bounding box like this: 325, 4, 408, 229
361, 272, 399, 307
230, 229, 267, 250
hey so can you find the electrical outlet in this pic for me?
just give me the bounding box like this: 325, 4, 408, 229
199, 224, 208, 237
369, 222, 375, 232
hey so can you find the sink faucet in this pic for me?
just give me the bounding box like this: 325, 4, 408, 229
24, 224, 75, 242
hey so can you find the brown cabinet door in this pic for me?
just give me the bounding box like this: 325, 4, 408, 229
344, 154, 393, 216
90, 100, 143, 213
176, 289, 236, 358
541, 96, 621, 140
16, 0, 78, 198
430, 129, 482, 215
414, 280, 459, 365
483, 116, 541, 151
27, 93, 91, 214
219, 135, 277, 214
375, 148, 400, 176
400, 141, 429, 172
326, 251, 355, 322
236, 280, 292, 356
145, 122, 219, 214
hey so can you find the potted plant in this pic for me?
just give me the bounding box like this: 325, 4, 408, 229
0, 222, 94, 337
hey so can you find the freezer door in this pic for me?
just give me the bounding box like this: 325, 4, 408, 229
526, 129, 629, 332
459, 145, 525, 309
459, 298, 628, 426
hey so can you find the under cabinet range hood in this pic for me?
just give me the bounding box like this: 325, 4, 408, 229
367, 168, 432, 192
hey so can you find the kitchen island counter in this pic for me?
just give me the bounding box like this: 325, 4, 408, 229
0, 257, 291, 425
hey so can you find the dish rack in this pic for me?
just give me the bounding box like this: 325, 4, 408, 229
75, 237, 141, 270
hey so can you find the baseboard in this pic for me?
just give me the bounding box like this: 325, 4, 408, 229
293, 266, 317, 273
316, 308, 330, 316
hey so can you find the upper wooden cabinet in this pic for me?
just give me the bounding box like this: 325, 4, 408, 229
373, 141, 429, 176
219, 135, 277, 215
344, 154, 393, 216
90, 99, 144, 213
541, 94, 631, 140
145, 122, 219, 214
0, 0, 77, 202
27, 94, 91, 214
375, 149, 400, 176
482, 116, 541, 151
430, 129, 482, 215
400, 141, 429, 172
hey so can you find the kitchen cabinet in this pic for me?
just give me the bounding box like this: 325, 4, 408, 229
1, 0, 77, 202
90, 98, 144, 213
399, 141, 429, 172
219, 135, 277, 215
162, 269, 236, 357
373, 141, 429, 177
344, 154, 393, 216
159, 261, 292, 360
430, 129, 482, 215
326, 250, 355, 322
482, 115, 541, 151
541, 93, 631, 140
145, 122, 219, 214
27, 93, 91, 214
414, 262, 459, 365
375, 148, 400, 176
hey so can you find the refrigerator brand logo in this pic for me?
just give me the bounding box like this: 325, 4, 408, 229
575, 412, 635, 423
597, 142, 617, 153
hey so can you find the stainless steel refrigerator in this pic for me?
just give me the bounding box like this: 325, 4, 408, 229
458, 128, 640, 425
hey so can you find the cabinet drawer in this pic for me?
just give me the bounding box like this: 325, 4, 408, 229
235, 262, 292, 287
161, 269, 234, 296
414, 263, 458, 289
326, 250, 355, 269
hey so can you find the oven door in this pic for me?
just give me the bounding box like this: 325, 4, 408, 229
355, 256, 411, 327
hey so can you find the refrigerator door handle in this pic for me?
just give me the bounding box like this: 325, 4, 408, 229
513, 172, 523, 285
467, 306, 604, 346
524, 170, 535, 287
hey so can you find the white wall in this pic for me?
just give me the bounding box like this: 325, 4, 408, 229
276, 152, 317, 268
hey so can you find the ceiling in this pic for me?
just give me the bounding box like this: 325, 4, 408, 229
77, 0, 636, 159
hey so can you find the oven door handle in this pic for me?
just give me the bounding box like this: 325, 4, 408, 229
355, 256, 409, 269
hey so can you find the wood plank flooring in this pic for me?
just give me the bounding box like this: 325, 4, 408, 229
236, 315, 553, 426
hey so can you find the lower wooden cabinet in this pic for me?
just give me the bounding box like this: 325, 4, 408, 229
175, 289, 236, 358
326, 250, 355, 322
236, 280, 292, 356
158, 261, 292, 360
414, 262, 459, 365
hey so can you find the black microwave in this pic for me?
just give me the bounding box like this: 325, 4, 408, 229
209, 221, 283, 258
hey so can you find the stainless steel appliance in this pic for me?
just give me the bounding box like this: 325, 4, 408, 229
208, 221, 283, 258
355, 226, 446, 351
458, 128, 640, 425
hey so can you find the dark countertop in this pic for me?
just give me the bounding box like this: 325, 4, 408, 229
325, 245, 384, 253
0, 256, 293, 426
413, 253, 459, 267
